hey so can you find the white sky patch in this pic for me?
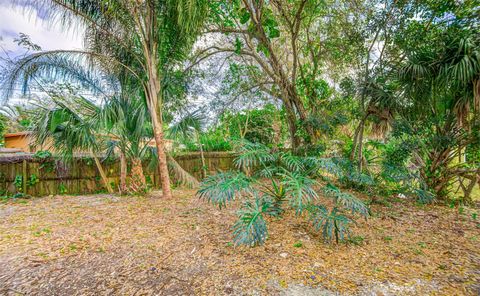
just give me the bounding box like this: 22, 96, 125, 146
0, 0, 85, 105
0, 0, 84, 60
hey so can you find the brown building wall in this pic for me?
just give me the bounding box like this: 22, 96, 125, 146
4, 133, 33, 152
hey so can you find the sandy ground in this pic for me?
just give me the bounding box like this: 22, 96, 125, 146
0, 189, 479, 295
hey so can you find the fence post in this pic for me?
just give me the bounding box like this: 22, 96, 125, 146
22, 159, 27, 195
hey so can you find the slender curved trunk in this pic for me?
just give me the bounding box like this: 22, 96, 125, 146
130, 157, 146, 193
167, 154, 200, 188
119, 151, 127, 194
358, 122, 365, 171
196, 130, 207, 179
92, 152, 113, 194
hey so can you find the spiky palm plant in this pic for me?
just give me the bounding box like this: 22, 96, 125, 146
394, 31, 480, 200
2, 0, 209, 198
31, 92, 114, 193
101, 96, 152, 193
197, 140, 369, 246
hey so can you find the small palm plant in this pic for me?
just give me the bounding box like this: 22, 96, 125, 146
197, 141, 369, 246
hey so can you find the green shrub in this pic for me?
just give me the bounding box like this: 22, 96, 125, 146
197, 140, 369, 246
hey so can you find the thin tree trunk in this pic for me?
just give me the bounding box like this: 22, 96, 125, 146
196, 130, 207, 179
119, 150, 127, 194
350, 114, 368, 168
167, 154, 200, 188
358, 122, 365, 171
92, 152, 113, 194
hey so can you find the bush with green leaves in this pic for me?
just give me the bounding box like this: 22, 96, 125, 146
197, 141, 369, 246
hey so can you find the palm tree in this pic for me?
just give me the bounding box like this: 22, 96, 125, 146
31, 93, 114, 193
101, 96, 152, 193
2, 0, 209, 198
396, 32, 480, 199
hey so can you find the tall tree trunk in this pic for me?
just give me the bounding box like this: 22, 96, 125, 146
92, 152, 113, 194
150, 106, 173, 198
130, 157, 146, 193
119, 150, 127, 194
144, 54, 173, 198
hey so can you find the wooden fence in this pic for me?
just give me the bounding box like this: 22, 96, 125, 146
0, 152, 235, 196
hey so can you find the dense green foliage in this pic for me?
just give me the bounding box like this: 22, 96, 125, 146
0, 0, 478, 249
198, 141, 369, 246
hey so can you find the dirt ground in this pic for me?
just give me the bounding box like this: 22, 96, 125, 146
0, 189, 479, 295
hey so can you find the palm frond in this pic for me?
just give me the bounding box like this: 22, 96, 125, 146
280, 170, 318, 214
233, 196, 269, 246
197, 171, 254, 208
322, 183, 369, 217
167, 110, 205, 140
259, 180, 286, 217
309, 206, 351, 243
233, 140, 276, 170
280, 152, 305, 172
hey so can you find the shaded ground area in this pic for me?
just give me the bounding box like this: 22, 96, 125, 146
0, 190, 478, 295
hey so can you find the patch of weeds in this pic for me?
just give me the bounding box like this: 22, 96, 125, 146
412, 248, 424, 255
28, 174, 39, 187
418, 241, 427, 248
58, 183, 67, 195
14, 175, 23, 192
449, 200, 456, 209
36, 252, 49, 260
347, 236, 365, 246
181, 208, 203, 215
383, 211, 401, 220
383, 236, 393, 242
371, 198, 392, 208
469, 236, 478, 242
33, 227, 51, 237
293, 241, 303, 248
15, 199, 29, 204
181, 222, 196, 229
69, 244, 78, 251
472, 212, 477, 221
414, 202, 427, 209
438, 264, 448, 270
458, 206, 465, 215
225, 242, 233, 247
279, 279, 288, 288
